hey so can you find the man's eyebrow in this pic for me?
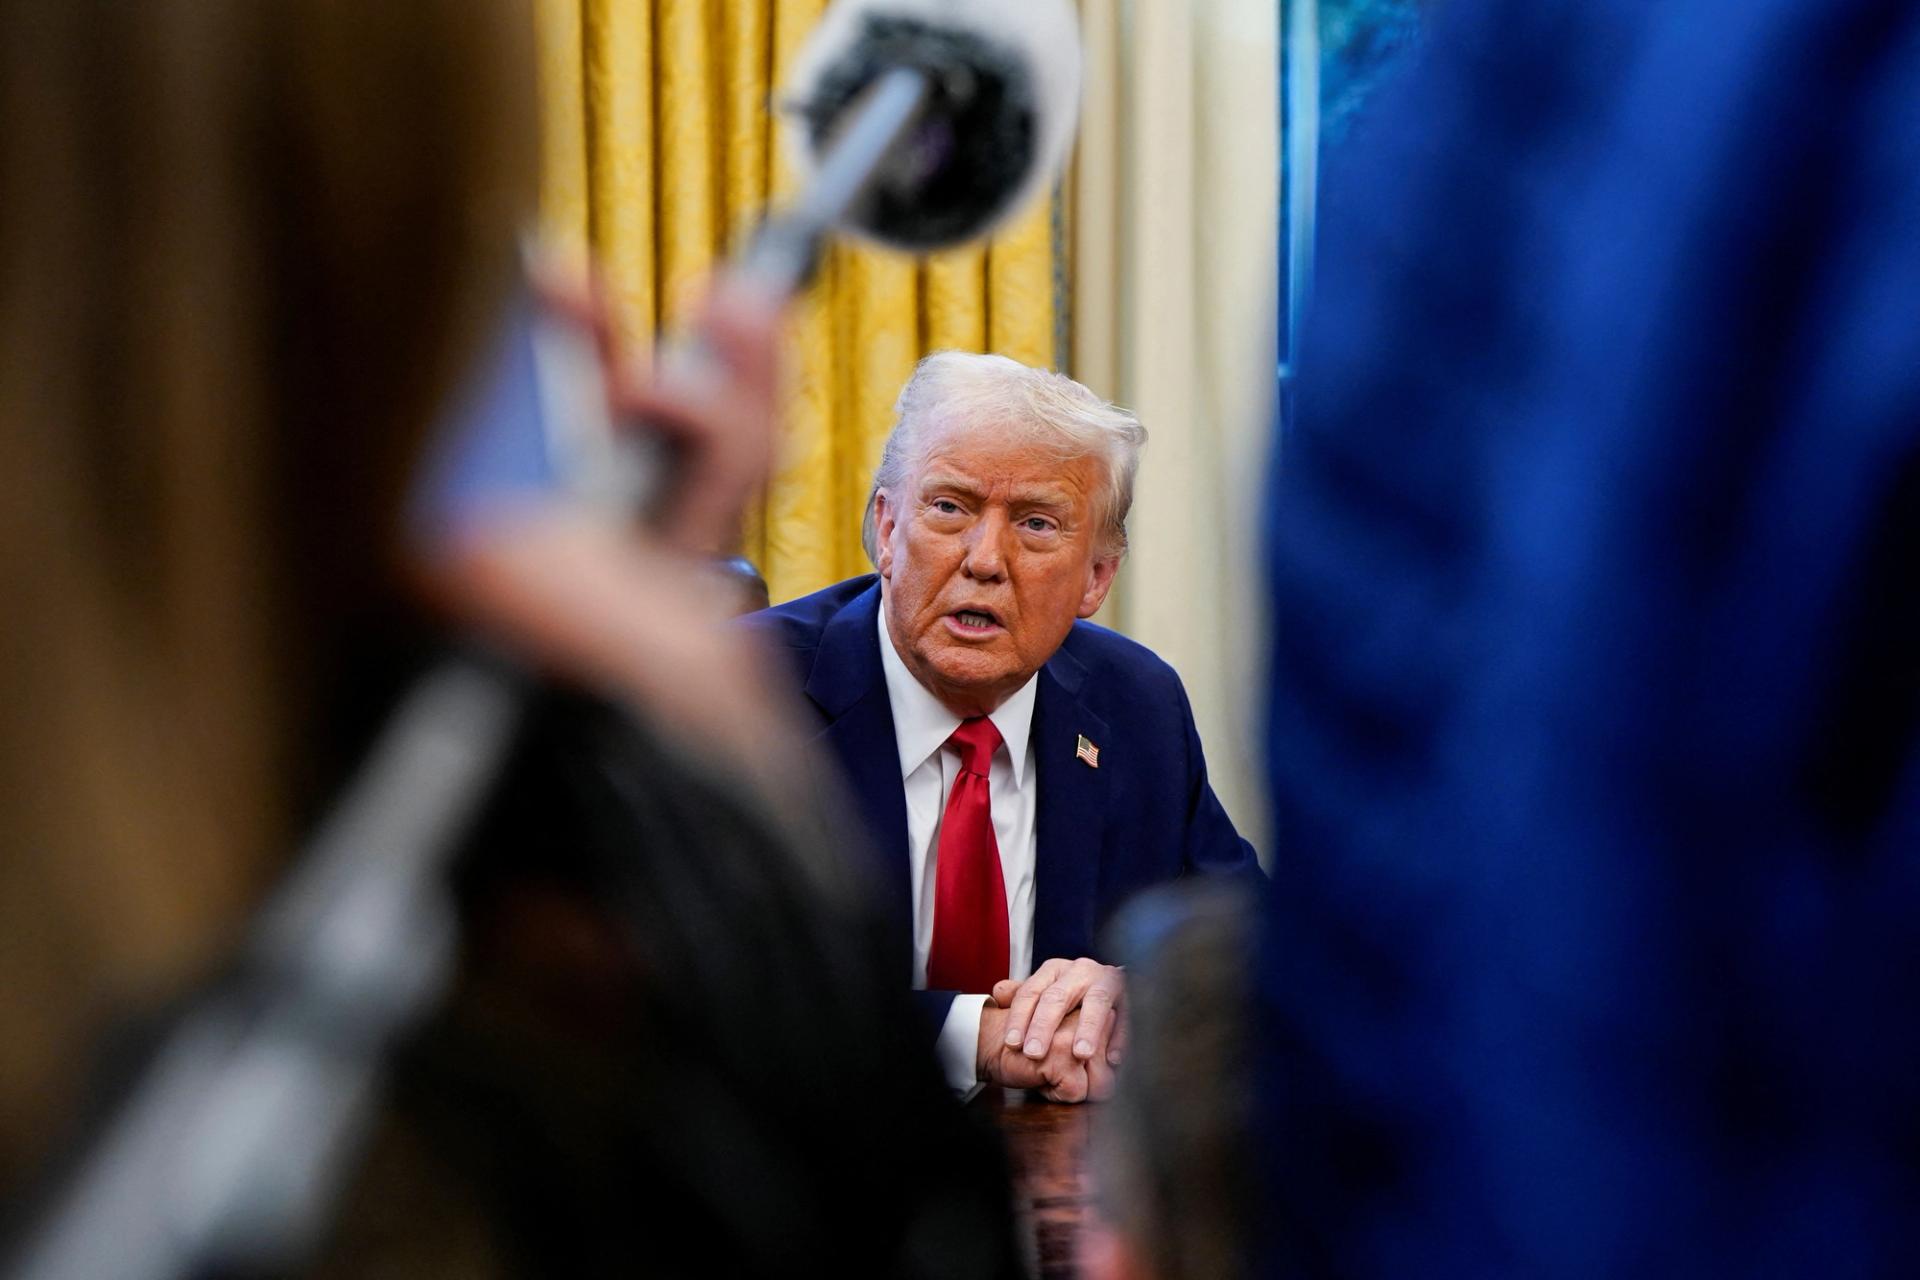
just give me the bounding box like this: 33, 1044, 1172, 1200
918, 473, 1076, 511
1008, 487, 1075, 511
917, 472, 985, 498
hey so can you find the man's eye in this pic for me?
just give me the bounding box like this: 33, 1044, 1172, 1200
1023, 517, 1055, 533
930, 499, 961, 515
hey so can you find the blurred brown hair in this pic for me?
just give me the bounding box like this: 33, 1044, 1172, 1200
0, 0, 534, 1190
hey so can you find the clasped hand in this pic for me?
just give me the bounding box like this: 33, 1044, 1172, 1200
974, 957, 1126, 1103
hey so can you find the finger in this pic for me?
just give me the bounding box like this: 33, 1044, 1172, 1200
990, 979, 1021, 1008
613, 359, 729, 440
1072, 981, 1118, 1060
697, 276, 784, 400
1088, 966, 1126, 1063
982, 1043, 1041, 1093
1086, 1052, 1118, 1102
619, 289, 780, 433
1022, 959, 1103, 1058
1106, 1003, 1130, 1068
1001, 959, 1068, 1050
1085, 1003, 1117, 1068
1042, 1059, 1090, 1105
1022, 979, 1083, 1059
613, 352, 776, 551
526, 257, 601, 330
1101, 1004, 1120, 1057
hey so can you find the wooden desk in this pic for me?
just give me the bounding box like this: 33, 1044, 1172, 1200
974, 1088, 1097, 1279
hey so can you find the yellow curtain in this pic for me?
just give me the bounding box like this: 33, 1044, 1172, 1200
533, 0, 1059, 604
1070, 0, 1280, 856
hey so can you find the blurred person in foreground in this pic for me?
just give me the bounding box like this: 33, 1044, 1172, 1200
741, 352, 1262, 1104
1260, 0, 1920, 1273
0, 1, 1019, 1274
1078, 882, 1262, 1280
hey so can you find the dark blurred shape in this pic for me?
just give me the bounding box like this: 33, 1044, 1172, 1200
714, 555, 773, 615
313, 690, 1021, 1279
1265, 0, 1920, 1274
782, 0, 1081, 253
1317, 0, 1423, 141
1091, 883, 1261, 1280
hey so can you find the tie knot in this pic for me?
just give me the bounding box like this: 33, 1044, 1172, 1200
947, 717, 1002, 776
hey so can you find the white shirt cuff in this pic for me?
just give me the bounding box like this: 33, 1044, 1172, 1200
936, 993, 989, 1097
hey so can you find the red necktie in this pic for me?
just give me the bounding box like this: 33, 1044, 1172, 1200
926, 717, 1009, 993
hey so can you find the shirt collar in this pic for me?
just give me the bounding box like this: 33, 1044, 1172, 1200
877, 600, 1036, 787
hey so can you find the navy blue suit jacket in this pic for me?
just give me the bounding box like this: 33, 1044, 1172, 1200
743, 575, 1260, 1026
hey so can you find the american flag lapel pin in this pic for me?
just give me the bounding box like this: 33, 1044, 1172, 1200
1075, 734, 1100, 769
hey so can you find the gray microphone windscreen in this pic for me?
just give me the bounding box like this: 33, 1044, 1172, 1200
781, 0, 1081, 252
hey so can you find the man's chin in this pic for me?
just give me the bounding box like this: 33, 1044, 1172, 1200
921, 651, 1025, 707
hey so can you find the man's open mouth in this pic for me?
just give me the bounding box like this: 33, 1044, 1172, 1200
949, 609, 1001, 632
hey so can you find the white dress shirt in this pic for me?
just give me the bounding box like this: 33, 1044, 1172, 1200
877, 605, 1038, 1092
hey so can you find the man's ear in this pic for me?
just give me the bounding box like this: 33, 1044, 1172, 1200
872, 491, 899, 580
1076, 554, 1121, 619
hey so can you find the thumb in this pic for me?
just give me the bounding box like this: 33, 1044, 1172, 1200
1043, 1059, 1090, 1104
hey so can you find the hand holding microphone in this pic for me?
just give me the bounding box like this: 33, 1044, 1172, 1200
529, 267, 785, 558
548, 0, 1085, 531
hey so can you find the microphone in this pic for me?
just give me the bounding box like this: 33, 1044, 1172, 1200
574, 0, 1083, 518
777, 0, 1082, 253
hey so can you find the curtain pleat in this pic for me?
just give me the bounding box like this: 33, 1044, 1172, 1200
583, 0, 654, 347
922, 246, 988, 353
534, 0, 591, 268
719, 1, 770, 250
839, 248, 917, 564
986, 201, 1054, 367
535, 0, 1057, 603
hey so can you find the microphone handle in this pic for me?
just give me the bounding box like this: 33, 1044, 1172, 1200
8, 654, 527, 1280
738, 65, 931, 296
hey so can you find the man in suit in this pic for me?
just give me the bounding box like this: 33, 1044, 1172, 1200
743, 352, 1259, 1102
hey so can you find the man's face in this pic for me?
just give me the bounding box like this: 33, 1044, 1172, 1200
874, 422, 1120, 717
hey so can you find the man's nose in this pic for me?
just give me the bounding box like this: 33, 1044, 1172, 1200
962, 511, 1010, 581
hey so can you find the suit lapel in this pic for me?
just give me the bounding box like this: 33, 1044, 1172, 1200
803, 582, 912, 921
1031, 643, 1111, 963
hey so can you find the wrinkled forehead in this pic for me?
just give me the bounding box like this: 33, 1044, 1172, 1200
910, 411, 1108, 483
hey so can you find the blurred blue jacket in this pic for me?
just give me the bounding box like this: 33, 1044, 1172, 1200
1263, 0, 1920, 1274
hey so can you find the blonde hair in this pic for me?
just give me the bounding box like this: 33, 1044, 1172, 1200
0, 0, 534, 1189
862, 352, 1148, 562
